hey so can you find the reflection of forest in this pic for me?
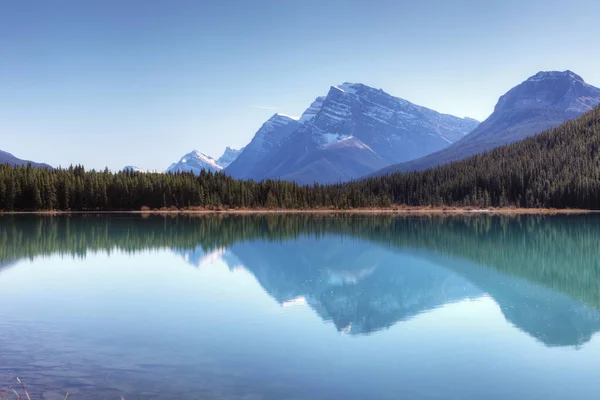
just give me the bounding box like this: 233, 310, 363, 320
3, 214, 600, 346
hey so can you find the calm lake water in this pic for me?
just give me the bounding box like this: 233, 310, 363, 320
1, 214, 600, 399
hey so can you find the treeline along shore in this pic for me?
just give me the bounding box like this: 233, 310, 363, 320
1, 107, 600, 212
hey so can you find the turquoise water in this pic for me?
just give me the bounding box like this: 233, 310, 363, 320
1, 214, 600, 399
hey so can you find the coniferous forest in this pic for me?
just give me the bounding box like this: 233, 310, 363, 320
1, 106, 600, 211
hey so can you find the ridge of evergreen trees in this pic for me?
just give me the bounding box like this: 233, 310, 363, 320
1, 106, 600, 211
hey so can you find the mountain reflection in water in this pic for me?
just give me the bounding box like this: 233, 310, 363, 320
2, 213, 600, 348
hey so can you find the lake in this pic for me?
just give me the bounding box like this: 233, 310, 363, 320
1, 214, 600, 399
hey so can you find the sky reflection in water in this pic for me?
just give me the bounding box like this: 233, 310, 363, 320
0, 214, 599, 399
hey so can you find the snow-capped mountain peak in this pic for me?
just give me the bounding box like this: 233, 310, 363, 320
298, 96, 326, 124
335, 82, 362, 95
265, 113, 298, 127
166, 145, 246, 175
123, 165, 149, 173
217, 146, 244, 168
302, 82, 475, 150
275, 113, 300, 121
166, 150, 223, 175
227, 82, 478, 184
187, 150, 219, 166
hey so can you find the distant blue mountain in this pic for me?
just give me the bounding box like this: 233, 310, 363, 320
374, 70, 600, 176
163, 146, 244, 176
225, 113, 302, 180
216, 146, 244, 168
0, 149, 51, 168
226, 83, 478, 184
165, 150, 223, 174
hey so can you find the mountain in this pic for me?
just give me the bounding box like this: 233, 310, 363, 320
0, 149, 51, 168
374, 70, 600, 176
165, 146, 244, 175
350, 105, 600, 209
123, 165, 150, 173
216, 147, 244, 169
227, 83, 478, 184
166, 150, 223, 174
225, 113, 301, 179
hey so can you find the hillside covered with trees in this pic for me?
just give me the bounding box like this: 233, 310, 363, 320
1, 106, 600, 211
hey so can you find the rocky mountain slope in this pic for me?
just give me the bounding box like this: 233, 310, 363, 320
374, 70, 600, 176
225, 113, 302, 180
227, 83, 478, 184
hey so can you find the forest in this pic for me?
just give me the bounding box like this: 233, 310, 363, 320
1, 106, 600, 211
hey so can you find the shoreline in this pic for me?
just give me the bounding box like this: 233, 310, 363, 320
1, 207, 597, 216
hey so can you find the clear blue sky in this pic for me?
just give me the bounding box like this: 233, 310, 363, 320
1, 0, 599, 171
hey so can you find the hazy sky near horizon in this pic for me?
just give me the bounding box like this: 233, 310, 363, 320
1, 0, 599, 170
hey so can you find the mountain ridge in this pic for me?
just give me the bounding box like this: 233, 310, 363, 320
0, 149, 51, 169
166, 150, 223, 174
216, 146, 244, 168
225, 113, 302, 179
227, 82, 478, 184
373, 70, 600, 176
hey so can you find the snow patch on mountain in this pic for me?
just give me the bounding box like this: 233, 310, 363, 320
336, 82, 360, 95
166, 150, 223, 175
229, 81, 478, 184
217, 146, 244, 168
276, 113, 300, 121
321, 133, 349, 144
123, 165, 150, 173
299, 97, 326, 124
